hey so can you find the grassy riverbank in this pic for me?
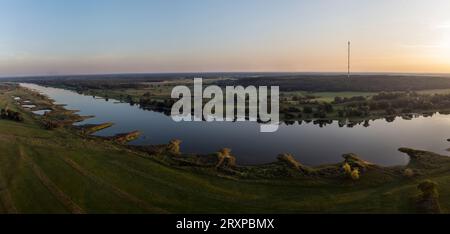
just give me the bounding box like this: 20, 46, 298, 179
1, 83, 450, 213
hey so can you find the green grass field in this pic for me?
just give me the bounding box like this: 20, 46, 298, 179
1, 85, 450, 213
418, 89, 450, 95
287, 91, 376, 103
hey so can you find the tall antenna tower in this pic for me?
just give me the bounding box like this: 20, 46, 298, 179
347, 41, 351, 79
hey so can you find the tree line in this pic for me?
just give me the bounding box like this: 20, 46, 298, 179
218, 75, 450, 92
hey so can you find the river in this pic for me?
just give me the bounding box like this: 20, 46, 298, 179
20, 83, 450, 166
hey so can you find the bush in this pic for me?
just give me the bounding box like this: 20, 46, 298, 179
416, 180, 441, 214
342, 162, 360, 180
342, 163, 352, 174
351, 169, 360, 180
167, 139, 182, 155
403, 168, 414, 178
278, 153, 301, 170
216, 148, 236, 168
0, 108, 24, 122
42, 120, 62, 130
0, 108, 6, 118
418, 180, 439, 198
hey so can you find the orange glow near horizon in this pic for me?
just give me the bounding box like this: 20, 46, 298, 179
2, 0, 450, 76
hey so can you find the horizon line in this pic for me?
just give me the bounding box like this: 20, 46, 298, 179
4, 71, 450, 79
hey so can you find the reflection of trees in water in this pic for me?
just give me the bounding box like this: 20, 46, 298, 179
283, 112, 438, 128
136, 98, 440, 129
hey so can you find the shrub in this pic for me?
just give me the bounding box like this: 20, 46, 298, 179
342, 163, 352, 174
416, 180, 441, 214
0, 108, 6, 118
0, 108, 24, 122
42, 120, 62, 130
167, 139, 182, 155
403, 168, 414, 178
278, 153, 301, 170
351, 169, 360, 180
216, 148, 236, 168
418, 180, 439, 198
218, 148, 231, 157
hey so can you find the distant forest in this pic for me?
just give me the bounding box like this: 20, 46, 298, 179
6, 73, 450, 92
217, 75, 450, 92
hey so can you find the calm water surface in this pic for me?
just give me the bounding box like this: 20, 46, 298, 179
20, 83, 450, 166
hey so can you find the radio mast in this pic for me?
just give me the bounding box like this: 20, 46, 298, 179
347, 41, 351, 79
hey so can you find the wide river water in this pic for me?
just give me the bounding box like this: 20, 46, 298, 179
20, 83, 450, 166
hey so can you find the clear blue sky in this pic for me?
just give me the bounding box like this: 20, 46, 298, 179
1, 0, 450, 76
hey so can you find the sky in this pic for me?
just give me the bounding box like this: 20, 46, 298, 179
1, 0, 450, 76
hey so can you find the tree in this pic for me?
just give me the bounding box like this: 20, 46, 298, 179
303, 106, 313, 114
216, 148, 236, 168
334, 97, 343, 104
125, 95, 134, 105
0, 108, 6, 119
167, 139, 182, 155
313, 111, 327, 119
323, 103, 333, 113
